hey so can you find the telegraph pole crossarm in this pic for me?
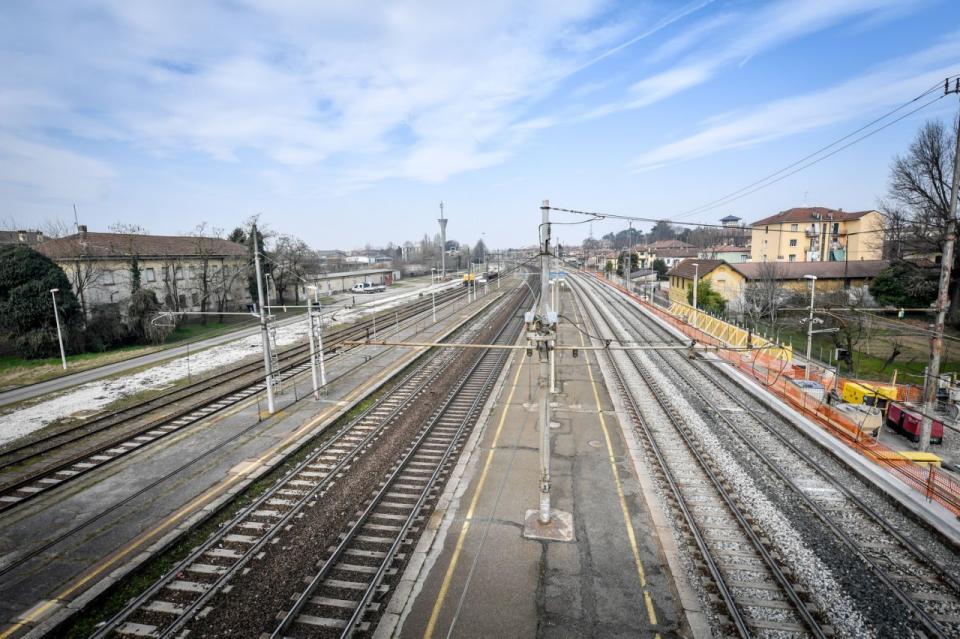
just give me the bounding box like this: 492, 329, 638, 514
920, 78, 960, 451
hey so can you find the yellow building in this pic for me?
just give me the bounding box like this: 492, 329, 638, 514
668, 258, 891, 308
667, 259, 744, 305
750, 207, 883, 263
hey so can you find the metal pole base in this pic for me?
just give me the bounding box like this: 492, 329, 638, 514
522, 508, 574, 542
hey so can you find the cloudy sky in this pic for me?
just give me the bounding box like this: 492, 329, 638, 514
2, 0, 958, 249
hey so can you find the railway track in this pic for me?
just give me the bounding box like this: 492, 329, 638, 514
575, 273, 960, 637
584, 275, 960, 637
572, 277, 826, 638
0, 285, 468, 513
90, 283, 529, 639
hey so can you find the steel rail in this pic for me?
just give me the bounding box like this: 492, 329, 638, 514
0, 287, 471, 512
573, 275, 827, 639
94, 330, 458, 639
0, 285, 465, 471
591, 277, 959, 638
87, 284, 525, 639
0, 286, 503, 582
272, 287, 527, 638
339, 297, 524, 638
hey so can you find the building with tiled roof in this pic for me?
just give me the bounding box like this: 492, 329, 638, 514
667, 257, 890, 309
37, 226, 252, 316
749, 207, 883, 264
0, 229, 46, 247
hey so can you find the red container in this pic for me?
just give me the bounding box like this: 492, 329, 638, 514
886, 403, 943, 444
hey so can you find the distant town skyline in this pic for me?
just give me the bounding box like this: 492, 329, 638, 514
2, 1, 959, 249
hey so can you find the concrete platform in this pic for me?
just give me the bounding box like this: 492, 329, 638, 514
381, 286, 686, 638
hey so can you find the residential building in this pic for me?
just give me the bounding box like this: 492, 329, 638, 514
636, 239, 697, 269
668, 257, 890, 309
0, 229, 45, 246
698, 244, 752, 263
37, 226, 252, 317
666, 259, 743, 306
749, 207, 884, 263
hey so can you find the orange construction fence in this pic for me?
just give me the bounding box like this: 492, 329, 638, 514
592, 274, 960, 517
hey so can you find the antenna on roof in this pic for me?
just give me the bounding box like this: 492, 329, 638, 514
72, 204, 80, 233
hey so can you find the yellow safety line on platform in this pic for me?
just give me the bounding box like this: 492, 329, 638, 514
0, 348, 425, 639
423, 353, 527, 639
576, 298, 660, 632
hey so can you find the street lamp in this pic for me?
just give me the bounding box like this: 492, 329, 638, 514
804, 274, 817, 380
50, 288, 67, 370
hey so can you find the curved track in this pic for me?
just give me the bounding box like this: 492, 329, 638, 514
89, 283, 529, 639
573, 275, 826, 638
0, 286, 467, 513
573, 272, 960, 637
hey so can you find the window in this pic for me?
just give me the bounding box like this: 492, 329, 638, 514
101, 271, 115, 285
788, 254, 796, 262
175, 267, 184, 280
145, 268, 156, 282
178, 294, 187, 307
189, 267, 197, 280
833, 222, 840, 234
191, 292, 200, 305
789, 239, 797, 247
790, 224, 798, 231
765, 226, 769, 234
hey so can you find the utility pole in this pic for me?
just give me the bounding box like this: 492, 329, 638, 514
253, 225, 275, 414
306, 296, 320, 400
523, 199, 572, 541
691, 262, 699, 330
438, 201, 448, 281
920, 78, 960, 450
804, 275, 817, 380
50, 288, 67, 370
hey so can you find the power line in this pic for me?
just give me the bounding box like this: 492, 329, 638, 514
672, 77, 955, 220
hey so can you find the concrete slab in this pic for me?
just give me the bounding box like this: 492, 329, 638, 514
387, 286, 685, 638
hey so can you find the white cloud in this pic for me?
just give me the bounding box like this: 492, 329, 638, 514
0, 0, 661, 188
579, 0, 923, 120
0, 134, 116, 214
630, 36, 960, 171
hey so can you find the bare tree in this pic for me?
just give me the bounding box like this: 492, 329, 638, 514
188, 223, 223, 325
740, 261, 789, 333
884, 117, 959, 319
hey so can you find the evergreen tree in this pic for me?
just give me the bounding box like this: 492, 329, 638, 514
0, 245, 82, 358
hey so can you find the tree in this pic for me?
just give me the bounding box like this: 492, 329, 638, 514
869, 261, 938, 308
883, 117, 959, 321
128, 288, 170, 344
471, 239, 487, 264
651, 258, 668, 279
687, 278, 726, 314
649, 220, 677, 242
740, 261, 788, 333
271, 234, 311, 305
188, 223, 221, 325
0, 245, 83, 358
227, 227, 246, 245
616, 252, 638, 277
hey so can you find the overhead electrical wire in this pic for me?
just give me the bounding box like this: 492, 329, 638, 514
671, 76, 957, 220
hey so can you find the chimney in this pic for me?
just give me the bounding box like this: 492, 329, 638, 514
78, 224, 88, 238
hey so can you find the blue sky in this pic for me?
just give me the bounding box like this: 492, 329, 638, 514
1, 0, 958, 250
